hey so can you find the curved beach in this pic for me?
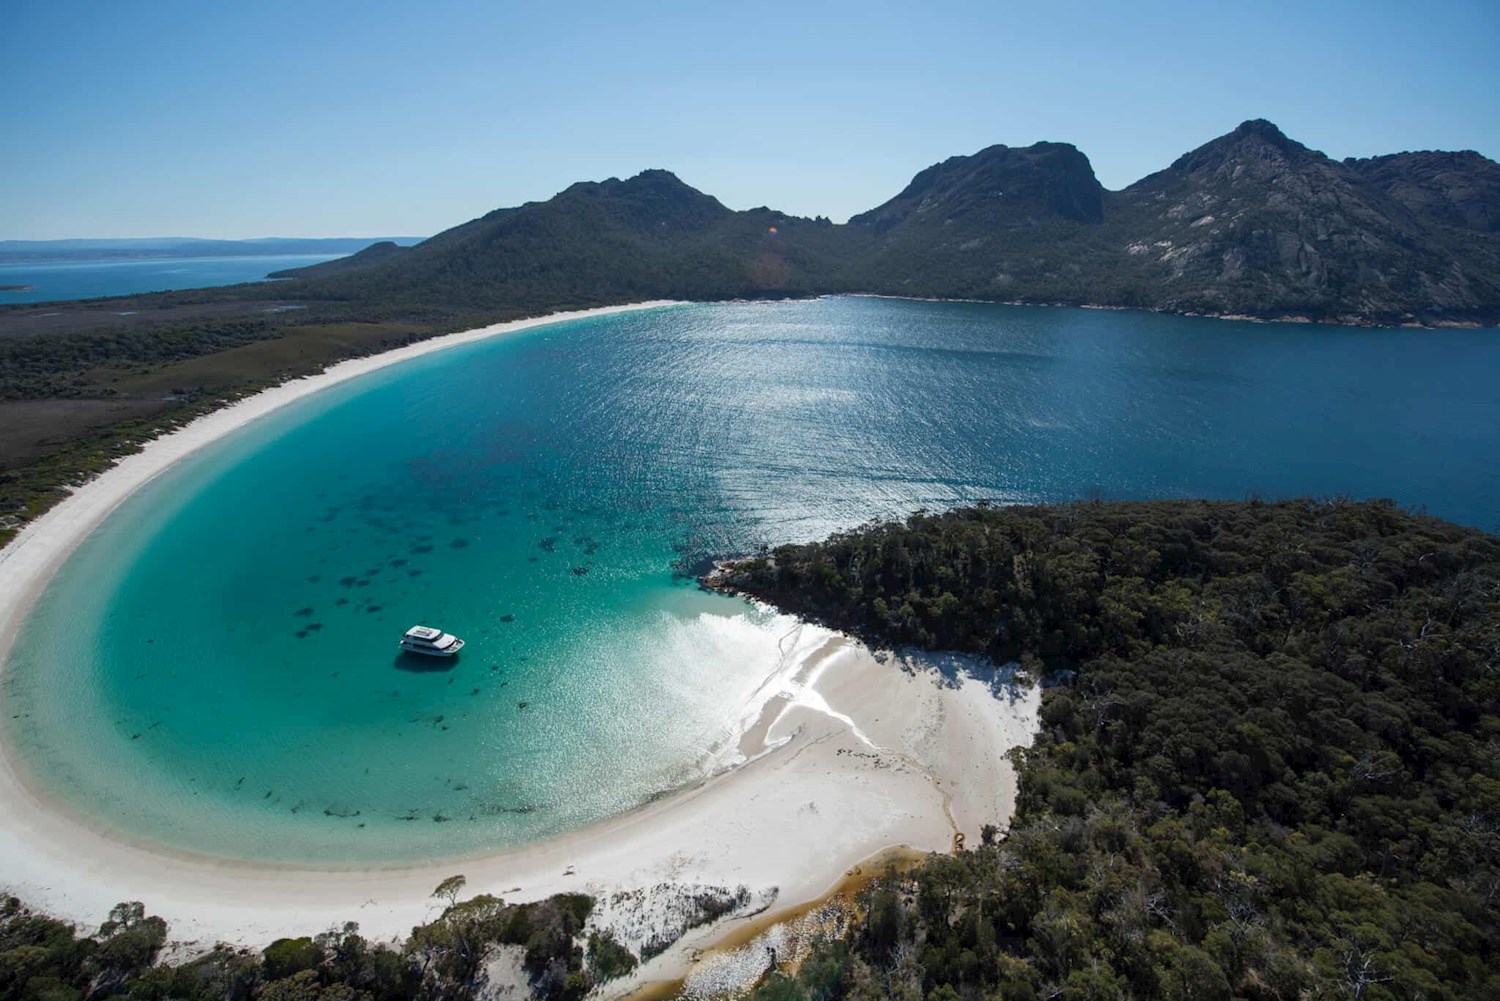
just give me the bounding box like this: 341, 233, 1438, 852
0, 300, 1039, 983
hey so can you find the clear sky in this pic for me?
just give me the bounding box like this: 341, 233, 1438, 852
3, 0, 1496, 239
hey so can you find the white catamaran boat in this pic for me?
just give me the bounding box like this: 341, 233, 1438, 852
399, 625, 465, 657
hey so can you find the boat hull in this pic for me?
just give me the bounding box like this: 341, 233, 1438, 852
399, 638, 464, 657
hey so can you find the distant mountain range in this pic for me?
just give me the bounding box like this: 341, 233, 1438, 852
0, 237, 426, 263
251, 121, 1500, 325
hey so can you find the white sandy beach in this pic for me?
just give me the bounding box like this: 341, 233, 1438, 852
0, 300, 1039, 991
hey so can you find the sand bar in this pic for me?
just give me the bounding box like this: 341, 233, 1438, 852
0, 300, 1039, 990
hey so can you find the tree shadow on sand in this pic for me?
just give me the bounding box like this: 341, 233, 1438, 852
882, 648, 1031, 705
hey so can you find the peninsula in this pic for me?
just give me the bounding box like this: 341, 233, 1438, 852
707, 499, 1500, 1001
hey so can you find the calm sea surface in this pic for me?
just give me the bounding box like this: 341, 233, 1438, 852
0, 254, 341, 304
5, 297, 1498, 863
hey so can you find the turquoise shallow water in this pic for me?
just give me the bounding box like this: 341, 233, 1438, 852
5, 297, 1499, 863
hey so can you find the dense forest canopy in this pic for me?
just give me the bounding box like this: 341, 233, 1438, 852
713, 498, 1499, 1001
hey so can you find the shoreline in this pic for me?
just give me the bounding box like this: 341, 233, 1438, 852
0, 299, 1041, 988
1, 629, 1039, 985
838, 292, 1494, 330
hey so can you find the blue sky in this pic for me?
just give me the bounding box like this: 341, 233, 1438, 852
3, 0, 1496, 239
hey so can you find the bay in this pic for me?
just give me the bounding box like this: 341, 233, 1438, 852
4, 296, 1497, 863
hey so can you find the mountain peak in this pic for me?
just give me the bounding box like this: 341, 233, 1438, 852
1229, 118, 1292, 143
560, 168, 701, 198
556, 169, 731, 231
627, 168, 687, 185
850, 140, 1104, 232
1165, 118, 1318, 177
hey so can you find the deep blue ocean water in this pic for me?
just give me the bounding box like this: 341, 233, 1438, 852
0, 254, 342, 304
4, 297, 1498, 863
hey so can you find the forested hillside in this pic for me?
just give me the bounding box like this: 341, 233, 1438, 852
713, 499, 1500, 1001
275, 170, 857, 310
280, 120, 1500, 326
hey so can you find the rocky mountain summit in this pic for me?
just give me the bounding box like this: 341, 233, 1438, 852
1099, 120, 1499, 321
849, 141, 1106, 232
